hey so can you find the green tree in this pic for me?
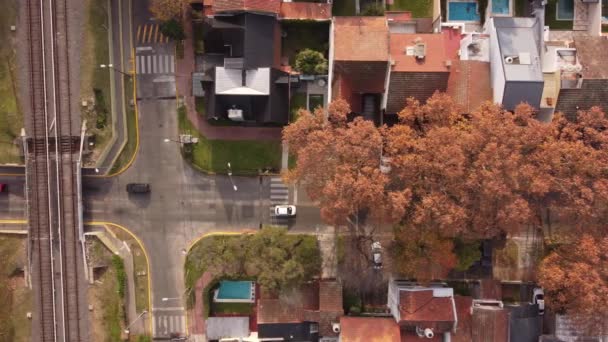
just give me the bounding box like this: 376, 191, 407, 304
454, 239, 481, 271
160, 18, 186, 41
361, 3, 385, 16
294, 49, 328, 75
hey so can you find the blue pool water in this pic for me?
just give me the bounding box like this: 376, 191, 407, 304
216, 281, 253, 300
557, 0, 574, 20
492, 0, 510, 14
448, 2, 480, 21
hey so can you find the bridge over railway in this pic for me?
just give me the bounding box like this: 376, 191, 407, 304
24, 0, 89, 340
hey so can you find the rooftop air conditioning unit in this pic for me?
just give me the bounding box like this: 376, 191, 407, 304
332, 323, 340, 333
414, 42, 426, 59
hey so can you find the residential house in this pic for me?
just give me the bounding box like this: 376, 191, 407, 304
199, 1, 291, 125
206, 317, 250, 341
555, 36, 608, 120
257, 280, 343, 342
331, 16, 390, 122
387, 280, 458, 340
446, 60, 492, 113
385, 32, 451, 115
339, 317, 401, 342
487, 17, 544, 111
471, 299, 543, 342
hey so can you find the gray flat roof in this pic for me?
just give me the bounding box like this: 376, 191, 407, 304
494, 17, 543, 82
206, 317, 250, 340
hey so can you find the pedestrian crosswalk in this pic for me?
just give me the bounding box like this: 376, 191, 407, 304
152, 311, 186, 337
136, 23, 170, 44
270, 177, 288, 205
136, 54, 175, 75
269, 177, 289, 228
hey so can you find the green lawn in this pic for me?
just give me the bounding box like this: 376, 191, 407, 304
0, 236, 32, 341
107, 226, 150, 314
544, 0, 573, 30
0, 0, 23, 164
110, 96, 136, 174
388, 0, 433, 18
211, 302, 254, 315
81, 0, 113, 165
333, 0, 357, 15
178, 107, 281, 175
281, 21, 330, 65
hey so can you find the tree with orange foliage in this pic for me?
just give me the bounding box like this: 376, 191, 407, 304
390, 226, 457, 281
283, 100, 410, 229
538, 234, 608, 333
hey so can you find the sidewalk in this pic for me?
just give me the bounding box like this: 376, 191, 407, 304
175, 8, 282, 141
86, 227, 143, 335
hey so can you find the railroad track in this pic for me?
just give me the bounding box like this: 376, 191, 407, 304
25, 0, 85, 340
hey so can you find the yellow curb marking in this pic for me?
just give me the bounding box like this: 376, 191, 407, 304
0, 219, 153, 335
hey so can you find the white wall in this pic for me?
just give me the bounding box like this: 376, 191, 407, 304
488, 19, 505, 105
587, 0, 603, 36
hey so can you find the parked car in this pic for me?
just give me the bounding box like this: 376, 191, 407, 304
274, 205, 296, 217
533, 287, 545, 315
0, 184, 6, 192
371, 241, 383, 270
126, 183, 150, 194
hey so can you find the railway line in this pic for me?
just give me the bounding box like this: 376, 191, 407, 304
25, 0, 87, 341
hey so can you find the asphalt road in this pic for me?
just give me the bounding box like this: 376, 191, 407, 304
0, 0, 327, 337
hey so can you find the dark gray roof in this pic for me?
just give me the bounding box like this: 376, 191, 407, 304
493, 17, 543, 82
507, 304, 543, 342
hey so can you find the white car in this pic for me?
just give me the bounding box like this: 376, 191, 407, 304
274, 205, 296, 217
533, 287, 545, 315
372, 242, 383, 270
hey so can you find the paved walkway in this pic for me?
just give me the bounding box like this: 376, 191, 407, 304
175, 9, 282, 141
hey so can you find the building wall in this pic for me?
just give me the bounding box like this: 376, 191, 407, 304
587, 1, 602, 36
387, 281, 401, 322
503, 81, 544, 110
385, 71, 449, 114
489, 20, 506, 105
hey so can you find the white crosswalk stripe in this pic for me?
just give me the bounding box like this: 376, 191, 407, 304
270, 177, 288, 205
269, 177, 289, 228
136, 54, 175, 75
153, 312, 186, 337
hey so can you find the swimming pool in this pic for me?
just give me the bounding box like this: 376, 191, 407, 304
448, 2, 480, 21
492, 0, 510, 15
213, 281, 255, 303
556, 0, 574, 20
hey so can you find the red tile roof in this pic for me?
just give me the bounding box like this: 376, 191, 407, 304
340, 317, 401, 342
472, 307, 508, 342
398, 290, 456, 332
390, 33, 450, 72
334, 17, 389, 61
280, 2, 331, 20
257, 298, 303, 324
446, 60, 492, 113
213, 0, 281, 14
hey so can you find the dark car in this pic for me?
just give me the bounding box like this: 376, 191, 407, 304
126, 183, 150, 194
0, 184, 6, 192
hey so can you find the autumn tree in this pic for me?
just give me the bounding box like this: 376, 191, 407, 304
150, 0, 187, 21
538, 234, 608, 333
283, 99, 410, 230
390, 226, 457, 281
